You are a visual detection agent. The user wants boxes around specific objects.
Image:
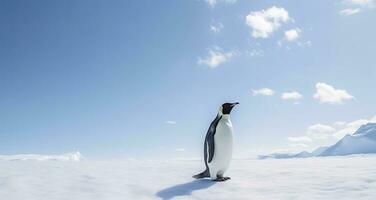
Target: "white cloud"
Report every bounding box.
[281,91,303,101]
[245,6,291,38]
[279,28,311,48]
[307,124,336,139]
[197,47,235,68]
[289,143,309,148]
[205,0,237,7]
[312,116,375,139]
[210,22,224,33]
[252,88,275,96]
[284,28,301,41]
[334,121,347,126]
[313,82,354,104]
[165,121,176,125]
[340,0,374,15]
[285,115,376,152]
[287,136,312,143]
[345,0,375,7]
[340,8,361,15]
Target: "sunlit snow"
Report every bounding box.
[1,154,376,200]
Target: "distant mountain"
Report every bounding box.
[259,123,376,159]
[311,146,328,156]
[258,146,327,159]
[294,151,312,158]
[320,123,376,156]
[258,153,297,159]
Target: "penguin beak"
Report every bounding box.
[231,102,239,107]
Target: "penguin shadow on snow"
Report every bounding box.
[156,179,216,200]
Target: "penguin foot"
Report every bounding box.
[213,177,231,182]
[193,170,210,179]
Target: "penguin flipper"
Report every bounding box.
[206,115,222,163]
[207,136,215,163]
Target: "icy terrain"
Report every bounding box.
[1,155,376,200]
[260,123,376,159]
[321,123,376,156]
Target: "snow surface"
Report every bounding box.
[1,155,376,200]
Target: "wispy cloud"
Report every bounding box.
[197,47,235,68]
[205,0,237,7]
[313,82,354,104]
[340,8,361,15]
[245,6,291,38]
[285,116,376,152]
[334,121,347,126]
[252,88,275,96]
[245,49,264,57]
[284,28,301,42]
[287,136,312,143]
[281,91,303,101]
[278,28,312,48]
[333,116,376,138]
[340,0,375,15]
[297,40,312,47]
[165,120,176,125]
[345,0,375,7]
[289,143,309,148]
[312,117,374,139]
[245,43,264,57]
[210,22,224,34]
[307,124,337,139]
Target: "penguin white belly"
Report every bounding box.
[209,117,233,179]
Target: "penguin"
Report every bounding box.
[193,102,239,181]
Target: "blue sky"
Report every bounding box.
[1,0,375,158]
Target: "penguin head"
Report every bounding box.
[220,102,239,115]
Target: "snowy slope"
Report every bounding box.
[1,156,376,200]
[310,146,328,156]
[320,123,376,156]
[260,123,376,159]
